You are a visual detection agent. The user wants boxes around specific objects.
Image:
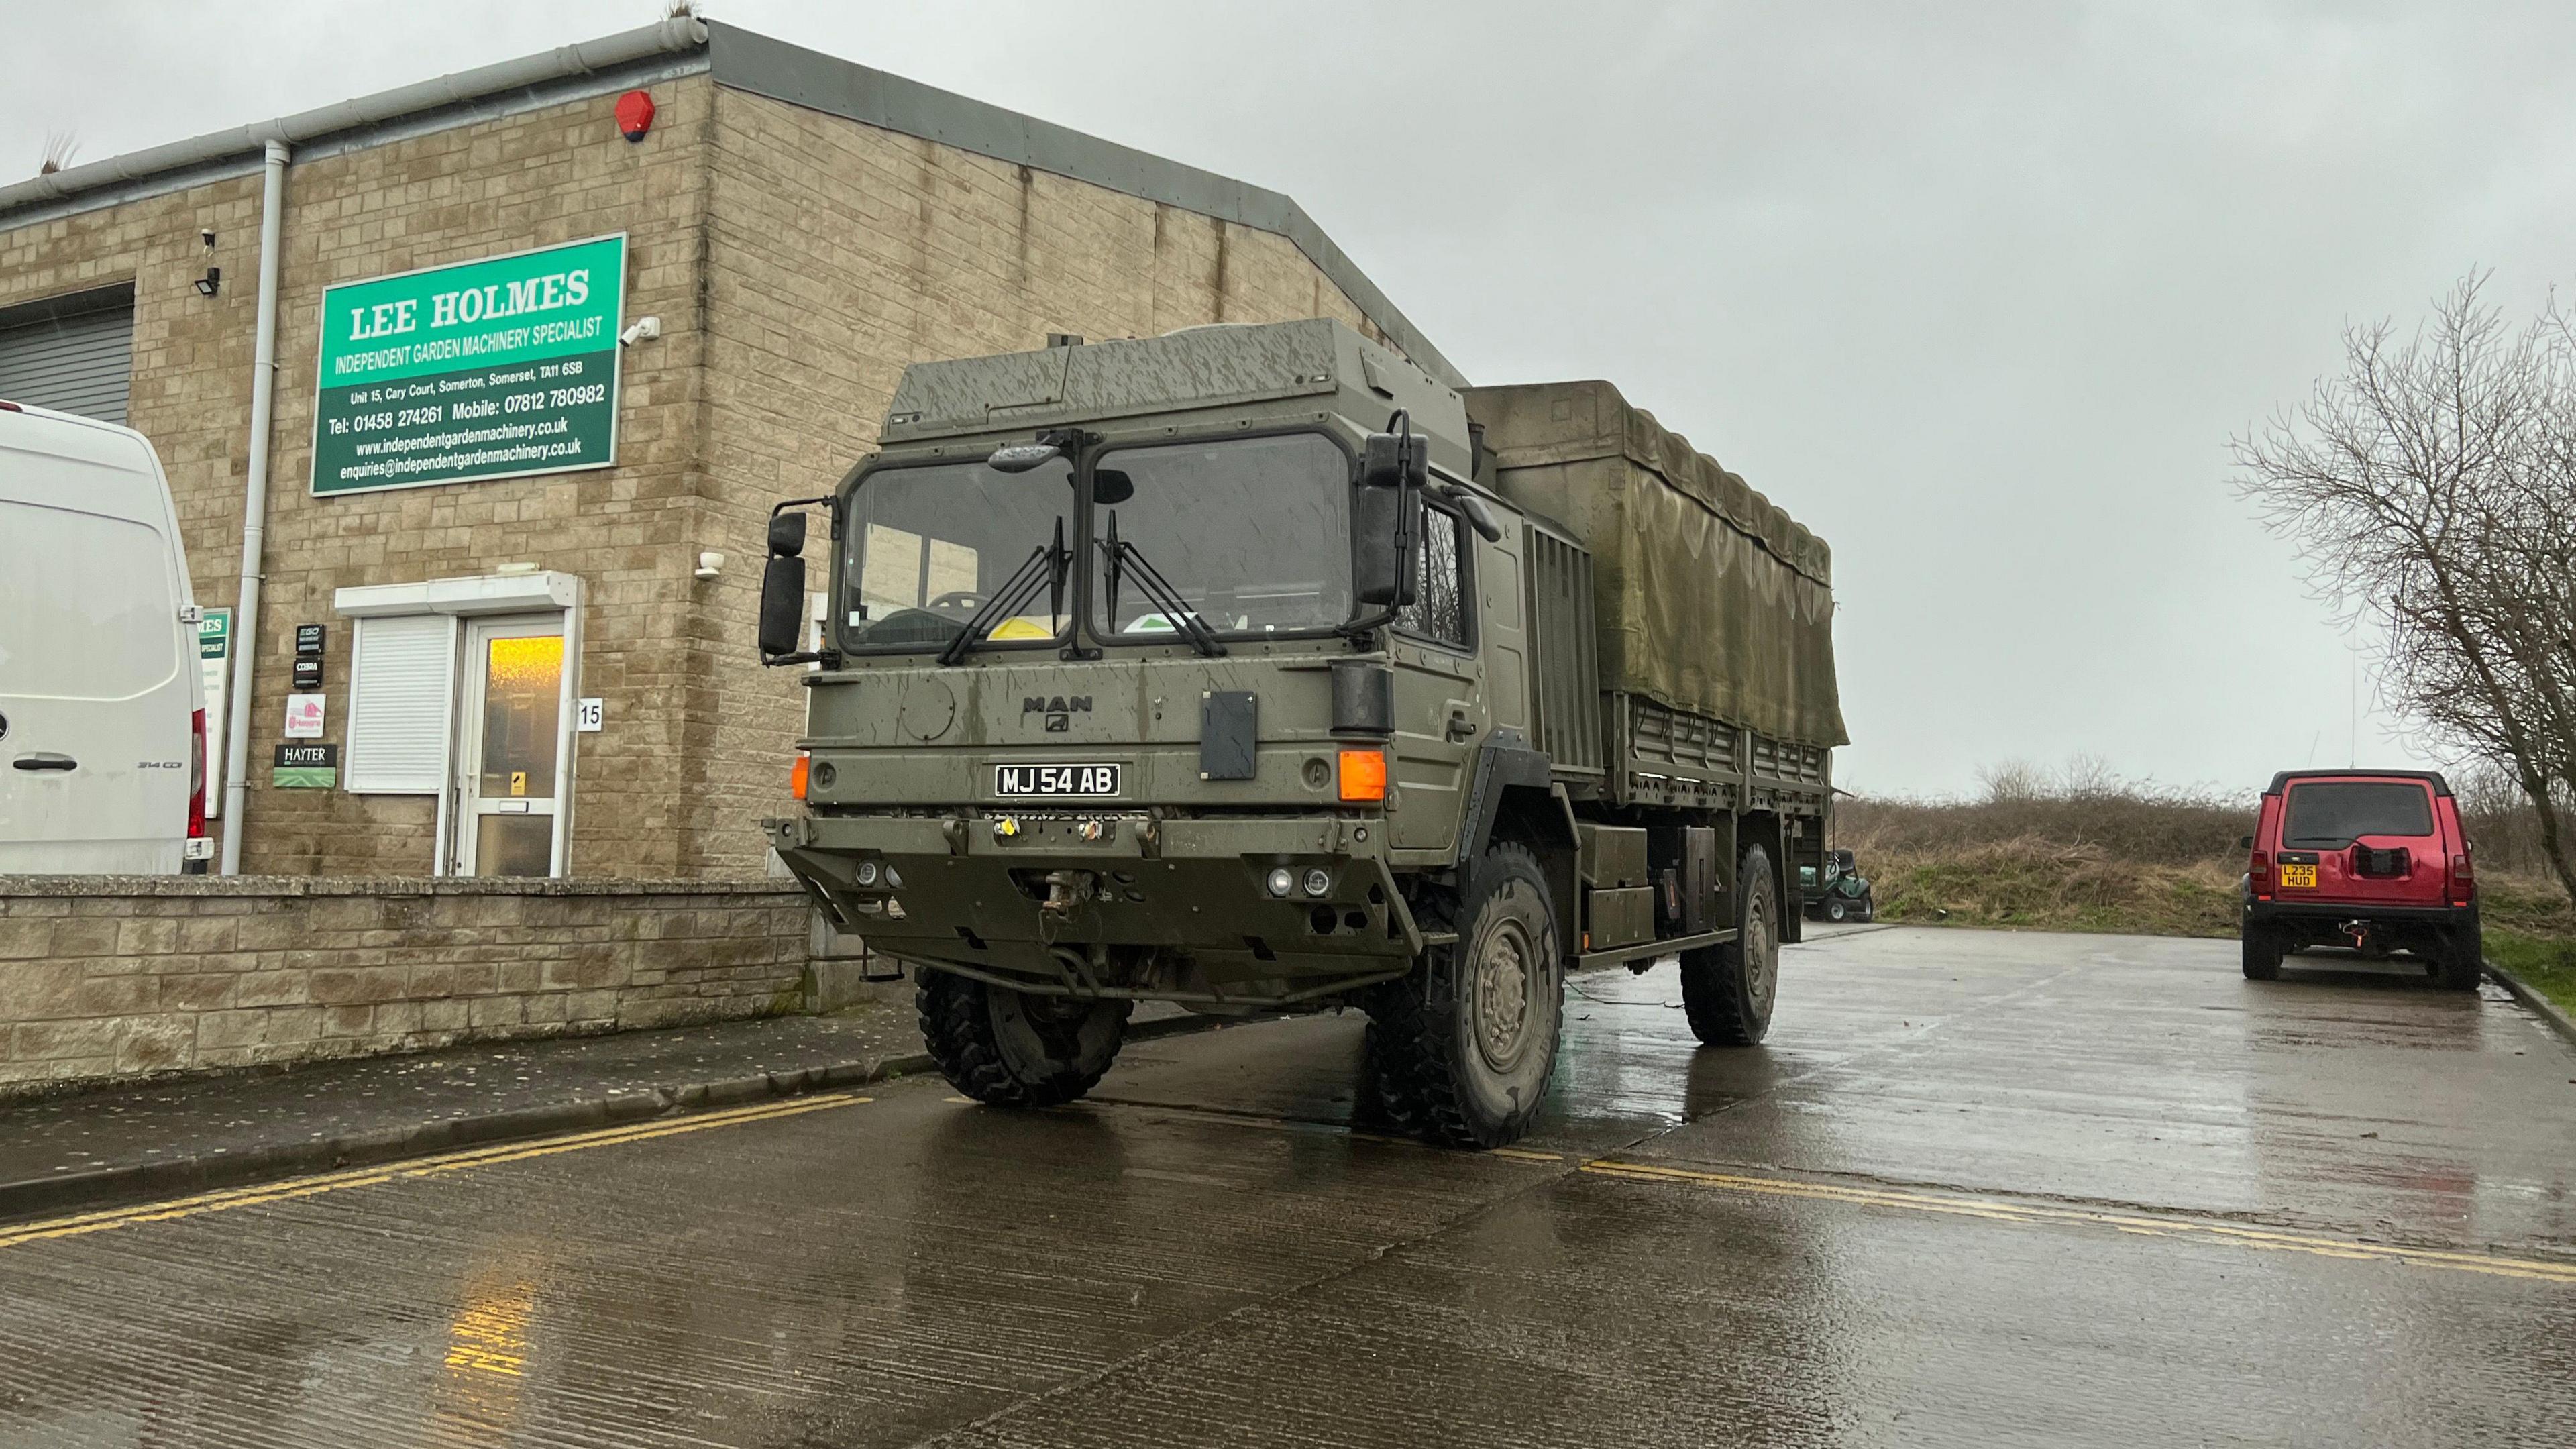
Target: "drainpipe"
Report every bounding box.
[218,138,289,875]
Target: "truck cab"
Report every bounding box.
[761,320,1840,1148]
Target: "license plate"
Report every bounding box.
[994,763,1122,798]
[2279,863,2316,888]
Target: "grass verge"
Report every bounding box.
[2486,928,2576,1018]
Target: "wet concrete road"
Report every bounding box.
[1,926,2571,1447]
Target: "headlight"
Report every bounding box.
[1302,868,1332,898]
[854,861,880,888]
[1265,867,1295,898]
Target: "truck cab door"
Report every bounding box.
[1388,503,1485,853]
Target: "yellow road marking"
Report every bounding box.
[0,1093,869,1251]
[1579,1159,2576,1285]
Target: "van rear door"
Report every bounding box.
[0,408,196,873]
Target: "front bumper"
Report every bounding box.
[766,809,1419,999]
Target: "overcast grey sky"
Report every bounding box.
[11,2,2564,798]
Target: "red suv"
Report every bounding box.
[2240,770,2480,989]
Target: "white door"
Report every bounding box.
[1,413,195,874]
[453,616,565,877]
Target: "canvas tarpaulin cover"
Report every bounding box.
[1463,381,1847,749]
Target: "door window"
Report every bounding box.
[1395,504,1470,649]
[458,621,565,877]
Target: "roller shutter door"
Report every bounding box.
[0,286,135,425]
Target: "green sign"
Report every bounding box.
[272,743,338,790]
[198,608,229,659]
[309,234,625,495]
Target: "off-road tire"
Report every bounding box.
[1362,843,1564,1149]
[1682,845,1781,1046]
[2241,925,2282,981]
[916,969,1131,1108]
[2436,911,2485,992]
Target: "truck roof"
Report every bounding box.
[881,319,1475,478]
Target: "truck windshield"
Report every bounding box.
[841,458,1074,651]
[1092,434,1351,640]
[2282,781,2435,846]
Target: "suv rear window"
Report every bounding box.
[2282,782,2434,847]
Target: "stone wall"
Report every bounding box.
[0,876,821,1097]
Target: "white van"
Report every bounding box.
[0,399,209,874]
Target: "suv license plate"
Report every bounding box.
[2279,863,2316,888]
[995,763,1122,798]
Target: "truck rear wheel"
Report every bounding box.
[916,969,1131,1108]
[1364,843,1564,1149]
[1682,845,1780,1046]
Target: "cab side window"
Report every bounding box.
[1395,504,1470,649]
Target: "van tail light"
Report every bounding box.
[187,708,208,839]
[2249,849,2272,902]
[790,751,811,802]
[2449,851,2474,907]
[1337,748,1387,803]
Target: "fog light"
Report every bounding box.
[884,867,902,890]
[1265,867,1295,898]
[854,861,880,888]
[1302,868,1332,898]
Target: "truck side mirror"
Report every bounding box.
[2238,834,2255,851]
[1352,481,1417,607]
[1361,431,1430,490]
[769,511,806,558]
[759,555,806,659]
[759,496,837,666]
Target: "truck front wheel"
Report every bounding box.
[916,969,1131,1108]
[1681,845,1780,1046]
[1364,843,1564,1149]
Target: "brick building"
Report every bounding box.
[0,17,1458,881]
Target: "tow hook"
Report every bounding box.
[1041,869,1100,918]
[2340,920,2385,958]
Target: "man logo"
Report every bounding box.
[1022,695,1092,733]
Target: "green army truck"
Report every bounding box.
[757,319,1845,1148]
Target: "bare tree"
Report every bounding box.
[2235,273,2576,905]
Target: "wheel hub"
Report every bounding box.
[1472,919,1537,1072]
[1744,895,1776,1010]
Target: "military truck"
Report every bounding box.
[758,319,1844,1148]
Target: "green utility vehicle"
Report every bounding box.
[758,320,1845,1148]
[1800,848,1875,923]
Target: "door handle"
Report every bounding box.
[11,754,77,772]
[1444,706,1477,741]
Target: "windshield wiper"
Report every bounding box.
[936,518,1068,666]
[1099,511,1224,657]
